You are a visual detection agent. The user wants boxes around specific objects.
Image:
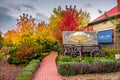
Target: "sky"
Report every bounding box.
[0,0,117,34]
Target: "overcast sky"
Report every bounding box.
[0,0,117,34]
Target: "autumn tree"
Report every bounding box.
[3,29,20,46]
[0,31,2,48]
[3,13,58,65]
[16,13,35,44]
[49,5,90,43]
[35,22,57,52]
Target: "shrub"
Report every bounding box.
[57,44,63,55]
[102,48,120,58]
[42,40,57,53]
[8,42,42,65]
[16,43,35,61]
[116,60,120,70]
[57,62,75,76]
[16,59,40,80]
[57,56,118,76]
[91,60,116,73]
[7,47,21,65]
[56,56,81,63]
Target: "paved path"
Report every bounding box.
[33,52,62,80]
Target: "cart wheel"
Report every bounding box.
[90,49,105,57]
[63,45,73,56]
[72,47,81,57]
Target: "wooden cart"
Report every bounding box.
[63,44,105,57]
[62,31,105,57]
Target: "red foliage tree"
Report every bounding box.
[54,5,89,43]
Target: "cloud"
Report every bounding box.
[30,0,38,2]
[85,3,93,8]
[7,3,22,12]
[35,12,49,23]
[0,6,11,15]
[22,4,35,10]
[0,13,16,34]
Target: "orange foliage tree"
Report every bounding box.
[3,14,57,64]
[3,29,20,46]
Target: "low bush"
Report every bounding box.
[102,48,120,58]
[57,60,117,76]
[56,56,81,63]
[57,62,75,76]
[117,60,120,70]
[8,43,42,65]
[57,56,118,76]
[16,59,40,80]
[42,40,58,53]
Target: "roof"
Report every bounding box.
[94,6,120,22]
[89,5,120,25]
[89,14,120,25]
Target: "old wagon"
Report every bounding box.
[62,31,105,57]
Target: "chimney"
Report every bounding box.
[117,0,120,11]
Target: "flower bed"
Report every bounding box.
[56,56,120,76]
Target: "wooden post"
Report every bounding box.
[117,0,120,11]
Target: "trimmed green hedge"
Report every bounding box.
[57,61,118,76]
[16,59,40,80]
[56,56,120,76]
[57,62,75,76]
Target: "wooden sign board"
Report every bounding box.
[62,31,98,45]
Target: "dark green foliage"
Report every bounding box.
[7,47,21,65]
[57,44,63,55]
[42,41,58,53]
[16,59,40,80]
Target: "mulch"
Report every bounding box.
[0,56,23,80]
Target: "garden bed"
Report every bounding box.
[56,56,120,76]
[61,72,120,80]
[0,56,23,80]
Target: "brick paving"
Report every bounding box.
[33,52,62,80]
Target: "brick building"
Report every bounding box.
[81,0,120,45]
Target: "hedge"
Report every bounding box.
[57,60,119,76]
[16,59,40,80]
[56,56,120,76]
